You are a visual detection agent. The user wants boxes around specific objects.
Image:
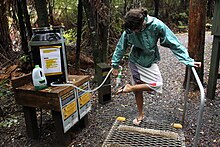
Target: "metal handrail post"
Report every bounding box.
[181,66,205,146]
[191,67,205,147]
[182,67,191,125]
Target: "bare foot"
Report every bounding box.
[133,113,144,125]
[116,84,132,94]
[122,84,132,93]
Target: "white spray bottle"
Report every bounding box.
[116,66,122,87]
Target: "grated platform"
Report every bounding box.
[102,118,185,147]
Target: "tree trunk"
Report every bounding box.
[124,0,127,15]
[180,0,189,10]
[83,0,99,64]
[186,0,207,88]
[17,0,29,54]
[100,0,110,63]
[83,0,110,81]
[75,0,83,74]
[48,0,54,26]
[0,0,11,54]
[154,0,159,18]
[83,0,100,82]
[207,0,214,19]
[83,0,111,64]
[35,0,49,27]
[21,0,32,40]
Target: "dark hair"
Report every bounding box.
[124,8,148,31]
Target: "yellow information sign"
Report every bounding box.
[79,93,91,108]
[62,100,77,120]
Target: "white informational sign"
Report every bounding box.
[59,89,79,133]
[40,46,62,76]
[77,82,92,119]
[59,80,91,133]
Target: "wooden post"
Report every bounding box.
[52,111,71,145]
[207,0,220,99]
[78,114,89,128]
[23,106,39,139]
[207,38,220,99]
[97,63,112,104]
[188,0,207,84]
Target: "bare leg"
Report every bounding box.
[123,83,152,93]
[134,91,144,120]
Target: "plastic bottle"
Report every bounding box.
[32,65,47,90]
[116,66,122,87]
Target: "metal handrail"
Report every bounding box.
[182,66,205,147]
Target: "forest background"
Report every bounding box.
[0,0,214,74]
[0,0,218,146]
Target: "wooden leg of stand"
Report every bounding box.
[52,110,71,145]
[23,106,39,139]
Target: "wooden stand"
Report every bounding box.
[12,74,90,145]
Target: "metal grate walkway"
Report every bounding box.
[102,118,185,147]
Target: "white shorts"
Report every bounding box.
[128,62,163,94]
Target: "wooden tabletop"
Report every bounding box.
[12,74,90,111]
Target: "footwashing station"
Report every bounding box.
[102,67,205,147]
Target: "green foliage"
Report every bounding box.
[27,0,79,28]
[178,20,187,28]
[111,6,124,34]
[52,0,78,27]
[0,115,18,128]
[19,55,31,63]
[168,12,188,32]
[63,29,77,45]
[169,12,188,25]
[179,12,188,19]
[53,0,78,11]
[0,80,13,98]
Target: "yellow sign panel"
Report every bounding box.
[43,49,57,53]
[79,93,90,108]
[62,101,77,120]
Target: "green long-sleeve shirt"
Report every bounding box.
[111,16,194,69]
